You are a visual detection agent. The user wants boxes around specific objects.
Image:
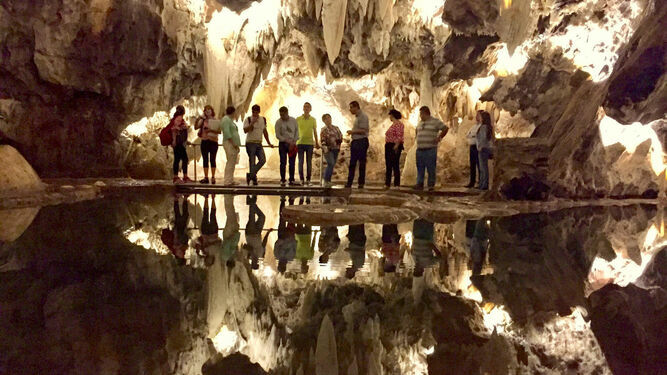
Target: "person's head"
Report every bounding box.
[251,104,261,117]
[419,106,431,121]
[303,102,311,116]
[475,110,484,124]
[226,259,236,269]
[349,101,360,115]
[279,106,289,120]
[204,105,215,118]
[322,113,332,126]
[480,110,493,138]
[173,105,186,119]
[480,111,492,126]
[226,106,236,116]
[388,109,402,122]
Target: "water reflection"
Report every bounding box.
[1,195,664,374]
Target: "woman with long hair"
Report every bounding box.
[384,109,405,188]
[476,111,494,190]
[170,105,191,183]
[195,105,219,184]
[465,111,484,188]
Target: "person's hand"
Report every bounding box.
[393,144,399,152]
[315,143,320,149]
[346,130,353,135]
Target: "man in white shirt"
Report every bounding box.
[274,106,299,185]
[243,104,273,185]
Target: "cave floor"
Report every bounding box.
[0,190,664,374]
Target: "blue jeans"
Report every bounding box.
[323,149,339,182]
[245,142,265,178]
[298,144,314,182]
[416,147,437,187]
[478,147,490,190]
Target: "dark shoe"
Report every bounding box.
[246,173,251,185]
[280,180,286,186]
[289,181,300,186]
[412,184,424,191]
[252,175,258,186]
[344,184,352,188]
[210,178,216,185]
[182,176,193,183]
[358,185,364,189]
[200,178,209,184]
[427,186,435,191]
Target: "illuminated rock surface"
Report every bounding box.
[0,0,663,196]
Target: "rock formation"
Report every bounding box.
[0,0,665,197]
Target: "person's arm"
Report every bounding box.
[313,125,320,148]
[275,121,284,143]
[243,118,253,133]
[263,128,273,147]
[438,122,449,141]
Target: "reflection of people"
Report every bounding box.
[221,195,240,268]
[318,226,341,263]
[412,218,440,277]
[243,196,271,270]
[196,195,222,267]
[470,219,490,275]
[296,223,315,274]
[275,197,296,273]
[381,224,401,273]
[162,195,190,265]
[345,224,366,278]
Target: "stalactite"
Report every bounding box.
[322,0,348,64]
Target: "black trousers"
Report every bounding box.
[278,142,296,182]
[173,144,188,175]
[201,140,218,168]
[201,205,218,235]
[347,138,369,186]
[384,142,403,187]
[468,145,478,185]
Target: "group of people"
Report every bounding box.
[167,100,494,190]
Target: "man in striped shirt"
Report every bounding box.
[414,106,448,191]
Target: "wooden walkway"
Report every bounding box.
[175,182,479,198]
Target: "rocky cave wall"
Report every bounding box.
[1,0,665,197]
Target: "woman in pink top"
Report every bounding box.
[385,109,405,188]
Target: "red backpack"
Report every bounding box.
[159,119,175,146]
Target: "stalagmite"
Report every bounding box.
[316,314,339,375]
[322,0,348,64]
[315,0,323,20]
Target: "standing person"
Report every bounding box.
[319,113,343,188]
[476,111,494,191]
[384,109,405,189]
[243,104,273,185]
[414,106,448,191]
[345,101,370,189]
[275,106,299,186]
[221,106,240,186]
[465,111,483,188]
[296,102,320,185]
[195,105,220,184]
[171,105,192,183]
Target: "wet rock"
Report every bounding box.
[492,139,550,200]
[202,353,267,375]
